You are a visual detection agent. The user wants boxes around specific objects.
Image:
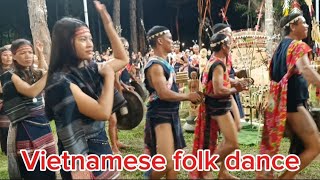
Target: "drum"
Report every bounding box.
[130,81,148,102]
[116,90,145,130]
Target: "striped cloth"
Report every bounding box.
[45,62,119,179]
[1,71,56,179]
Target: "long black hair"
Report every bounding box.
[11,39,42,84]
[48,17,88,78]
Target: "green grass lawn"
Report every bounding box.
[0,108,320,179]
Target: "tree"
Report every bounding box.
[27,0,51,63]
[113,0,121,35]
[130,0,138,52]
[137,0,146,54]
[265,0,274,55]
[64,0,70,16]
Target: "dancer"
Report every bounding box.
[45,0,128,179]
[0,46,13,155]
[259,13,320,179]
[1,39,55,179]
[190,33,245,179]
[144,25,202,179]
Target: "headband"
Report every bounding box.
[147,30,170,41]
[1,49,11,55]
[210,36,229,48]
[283,16,303,28]
[14,45,33,55]
[215,27,232,35]
[74,26,90,36]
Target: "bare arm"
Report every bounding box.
[296,54,320,88]
[114,72,123,92]
[11,73,47,98]
[147,64,191,102]
[35,40,48,71]
[94,1,129,72]
[70,74,115,121]
[212,65,237,96]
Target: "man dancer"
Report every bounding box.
[144,25,202,179]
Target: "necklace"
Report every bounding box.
[28,69,38,103]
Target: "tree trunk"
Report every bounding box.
[198,17,203,48]
[89,1,97,50]
[265,0,274,55]
[137,0,146,54]
[247,0,251,28]
[55,0,59,21]
[113,0,121,35]
[64,0,70,16]
[27,0,51,64]
[176,7,180,41]
[130,0,138,53]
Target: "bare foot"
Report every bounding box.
[117,141,129,149]
[218,171,239,179]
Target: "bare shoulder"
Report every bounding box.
[147,63,164,77]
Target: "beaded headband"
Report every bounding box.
[283,16,303,28]
[215,27,232,35]
[210,36,229,48]
[147,30,170,41]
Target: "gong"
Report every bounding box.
[116,90,145,130]
[130,81,148,102]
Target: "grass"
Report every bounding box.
[0,108,320,179]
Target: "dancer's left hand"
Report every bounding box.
[93,0,112,23]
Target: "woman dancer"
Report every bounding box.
[0,46,13,155]
[1,38,55,179]
[45,0,128,179]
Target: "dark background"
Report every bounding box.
[0,0,315,52]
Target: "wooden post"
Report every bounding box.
[265,0,274,56]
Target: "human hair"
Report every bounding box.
[212,23,231,34]
[120,37,128,45]
[210,33,229,52]
[147,26,169,48]
[280,13,303,36]
[48,17,88,78]
[11,39,42,84]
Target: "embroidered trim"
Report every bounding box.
[283,16,303,28]
[210,37,229,48]
[147,30,170,41]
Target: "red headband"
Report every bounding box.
[1,50,11,56]
[74,27,90,37]
[15,45,33,55]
